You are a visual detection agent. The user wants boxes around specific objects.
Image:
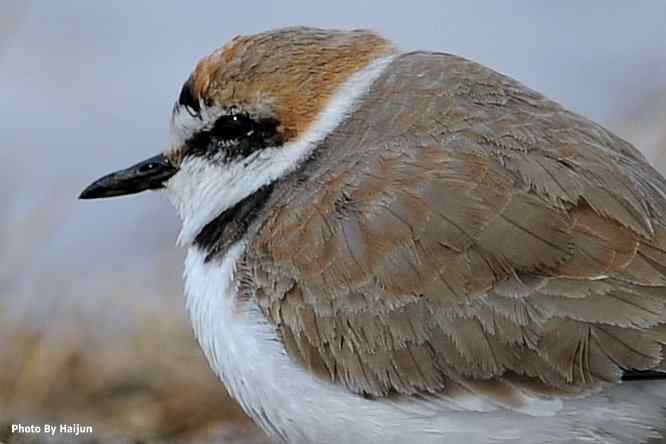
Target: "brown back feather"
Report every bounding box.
[243,52,666,405]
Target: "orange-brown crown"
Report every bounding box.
[188,27,396,142]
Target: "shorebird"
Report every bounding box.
[80,27,666,444]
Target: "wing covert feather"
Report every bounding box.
[246,52,666,406]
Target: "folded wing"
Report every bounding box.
[247,52,666,411]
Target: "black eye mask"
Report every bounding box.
[185,113,283,162]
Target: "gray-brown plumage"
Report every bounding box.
[236,51,666,407]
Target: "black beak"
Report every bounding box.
[79,154,178,199]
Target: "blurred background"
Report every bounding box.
[1,1,665,443]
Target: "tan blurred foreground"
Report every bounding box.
[0,310,269,443]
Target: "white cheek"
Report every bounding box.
[164,156,237,246]
[164,151,285,246]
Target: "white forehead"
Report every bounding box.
[168,100,224,154]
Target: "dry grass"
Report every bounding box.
[0,311,268,443]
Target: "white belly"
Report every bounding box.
[184,242,666,444]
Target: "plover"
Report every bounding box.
[81,27,666,444]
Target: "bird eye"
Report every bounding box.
[183,112,282,161]
[210,113,254,140]
[138,162,158,173]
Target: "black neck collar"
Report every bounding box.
[193,184,274,262]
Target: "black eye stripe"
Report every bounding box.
[185,113,283,161]
[187,114,256,147]
[210,114,254,140]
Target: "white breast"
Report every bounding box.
[183,242,666,444]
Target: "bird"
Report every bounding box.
[80,27,666,444]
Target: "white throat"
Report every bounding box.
[164,55,396,246]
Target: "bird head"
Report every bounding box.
[79,27,396,244]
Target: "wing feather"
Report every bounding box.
[246,52,666,408]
